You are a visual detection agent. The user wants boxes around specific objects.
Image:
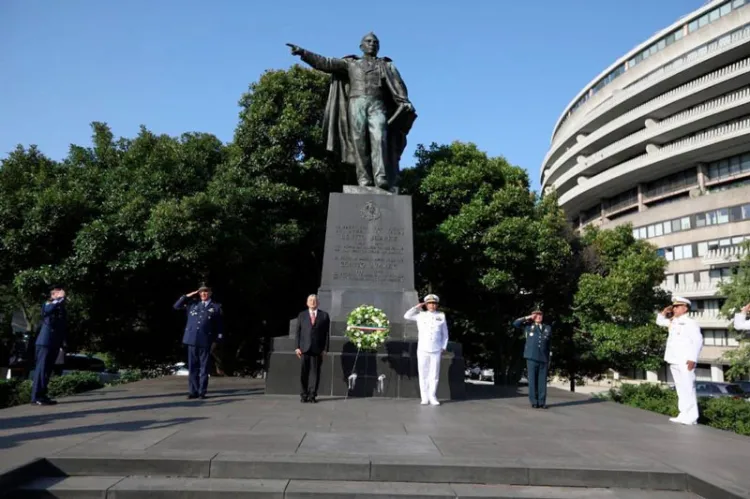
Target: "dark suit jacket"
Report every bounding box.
[296,309,330,355]
[36,299,67,348]
[173,296,224,348]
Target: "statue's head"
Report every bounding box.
[360,32,380,57]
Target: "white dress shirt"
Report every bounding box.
[404,307,449,353]
[656,313,703,365]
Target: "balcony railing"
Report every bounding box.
[660,281,720,297]
[688,311,730,327]
[559,115,750,207]
[544,52,750,184]
[552,22,750,150]
[701,245,749,265]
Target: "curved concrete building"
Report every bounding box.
[542,0,750,383]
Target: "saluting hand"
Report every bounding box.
[186,290,200,298]
[742,303,750,314]
[661,306,673,316]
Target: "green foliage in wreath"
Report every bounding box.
[345,305,390,351]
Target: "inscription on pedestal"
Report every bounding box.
[332,225,406,286]
[321,195,414,292]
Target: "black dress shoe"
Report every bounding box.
[300,395,308,403]
[540,404,548,409]
[187,394,198,399]
[199,394,207,400]
[309,396,318,404]
[532,404,539,408]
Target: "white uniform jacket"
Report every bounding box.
[656,313,703,365]
[733,313,750,331]
[404,307,449,353]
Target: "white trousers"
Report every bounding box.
[670,363,698,423]
[417,350,441,402]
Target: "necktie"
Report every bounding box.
[310,312,316,325]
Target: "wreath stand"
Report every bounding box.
[345,325,389,400]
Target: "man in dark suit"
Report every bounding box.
[173,284,224,399]
[32,284,67,406]
[295,294,330,403]
[512,309,552,409]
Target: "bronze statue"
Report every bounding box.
[287,33,417,191]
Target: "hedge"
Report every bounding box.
[0,369,150,409]
[606,383,750,436]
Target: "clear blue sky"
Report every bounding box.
[1,0,703,190]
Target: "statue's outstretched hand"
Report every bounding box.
[286,43,303,56]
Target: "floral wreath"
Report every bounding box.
[345,305,390,351]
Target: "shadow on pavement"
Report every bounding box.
[60,387,263,405]
[0,398,242,433]
[0,417,204,450]
[547,398,606,408]
[463,382,527,400]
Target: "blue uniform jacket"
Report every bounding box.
[512,318,552,363]
[36,298,67,348]
[173,296,224,348]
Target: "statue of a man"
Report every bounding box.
[287,33,417,191]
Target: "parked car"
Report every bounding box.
[479,368,494,382]
[695,381,749,400]
[735,380,750,393]
[465,366,481,380]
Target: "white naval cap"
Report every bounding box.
[672,296,691,308]
[424,294,440,304]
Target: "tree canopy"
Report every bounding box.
[718,241,750,381]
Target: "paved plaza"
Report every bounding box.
[0,377,748,498]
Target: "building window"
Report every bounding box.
[664,244,694,261]
[707,152,750,182]
[644,168,697,199]
[704,329,729,346]
[604,188,638,215]
[709,268,733,283]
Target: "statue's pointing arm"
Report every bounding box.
[286,43,348,74]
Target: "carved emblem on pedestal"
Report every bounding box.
[360,201,381,221]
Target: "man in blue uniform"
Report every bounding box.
[173,284,224,399]
[32,284,67,406]
[513,309,552,409]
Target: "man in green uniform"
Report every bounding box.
[513,309,552,409]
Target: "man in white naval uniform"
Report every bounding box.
[733,302,750,331]
[404,294,449,406]
[656,296,703,425]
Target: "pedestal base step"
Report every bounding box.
[4,454,727,498]
[12,476,703,499]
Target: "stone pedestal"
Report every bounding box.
[266,337,466,399]
[265,188,465,399]
[317,190,419,339]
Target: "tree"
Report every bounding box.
[569,224,670,378]
[0,65,354,371]
[718,240,750,381]
[401,142,576,385]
